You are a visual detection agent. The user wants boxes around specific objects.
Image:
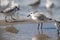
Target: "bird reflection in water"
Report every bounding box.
[32,29,50,40]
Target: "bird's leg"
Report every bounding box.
[5,16,7,22]
[40,23,43,34]
[38,23,40,30]
[40,23,43,29]
[37,23,43,34]
[38,23,40,34]
[57,29,59,35]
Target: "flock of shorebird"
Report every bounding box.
[0,0,60,34]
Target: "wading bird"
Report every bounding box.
[27,11,52,31]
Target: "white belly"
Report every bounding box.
[31,16,38,20]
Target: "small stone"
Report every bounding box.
[5,27,19,34]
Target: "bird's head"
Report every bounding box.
[13,1,20,10]
[27,11,37,17]
[15,6,20,10]
[27,12,35,17]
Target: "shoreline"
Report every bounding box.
[0,19,55,26]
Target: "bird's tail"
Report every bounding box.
[47,18,57,22]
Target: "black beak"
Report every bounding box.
[15,6,20,10]
[27,15,30,17]
[17,8,20,10]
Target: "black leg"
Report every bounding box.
[57,29,59,35]
[5,16,7,22]
[37,23,43,34]
[38,23,40,34]
[38,23,40,30]
[40,23,43,29]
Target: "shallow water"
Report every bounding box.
[0,22,60,40]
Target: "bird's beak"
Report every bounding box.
[17,8,20,10]
[0,11,3,13]
[27,14,30,17]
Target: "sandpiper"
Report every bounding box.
[0,0,20,22]
[27,11,52,31]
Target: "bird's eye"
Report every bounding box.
[31,13,32,14]
[15,6,17,8]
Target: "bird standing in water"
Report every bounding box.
[27,11,52,32]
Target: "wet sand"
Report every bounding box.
[0,19,54,26]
